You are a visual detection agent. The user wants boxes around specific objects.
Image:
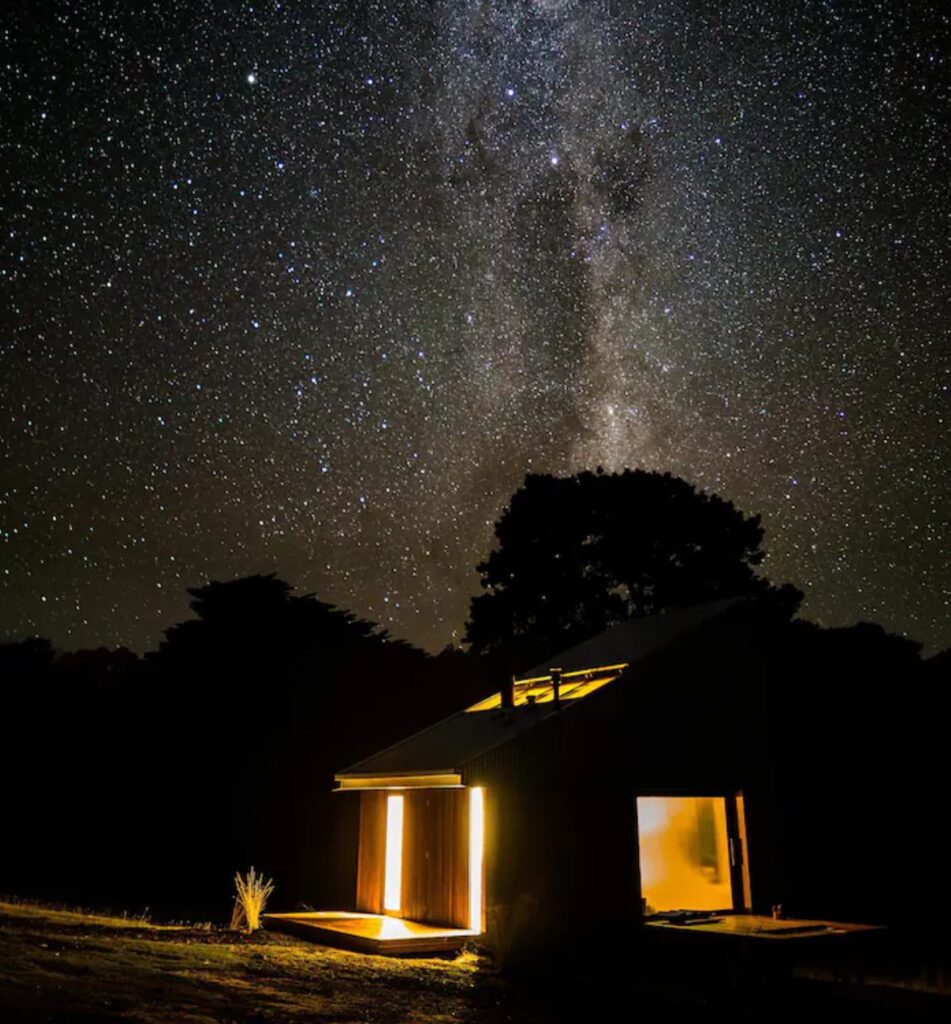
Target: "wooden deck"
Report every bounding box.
[262,911,479,955]
[645,913,883,941]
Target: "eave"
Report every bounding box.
[334,771,463,791]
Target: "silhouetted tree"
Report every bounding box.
[466,469,801,666]
[924,646,951,684]
[131,573,488,917]
[0,636,55,680]
[153,573,385,674]
[55,646,140,686]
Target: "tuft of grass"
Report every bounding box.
[230,867,275,933]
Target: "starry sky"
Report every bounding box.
[2,1,949,654]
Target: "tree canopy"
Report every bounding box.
[465,468,801,665]
[153,573,390,673]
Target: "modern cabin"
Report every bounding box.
[265,598,824,955]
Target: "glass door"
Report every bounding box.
[636,794,749,914]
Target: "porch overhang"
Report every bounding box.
[334,770,462,791]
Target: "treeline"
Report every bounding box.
[1,469,948,931]
[2,576,947,929]
[0,575,501,921]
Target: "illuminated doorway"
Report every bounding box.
[369,788,484,931]
[636,795,749,914]
[383,794,404,913]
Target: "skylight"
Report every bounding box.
[466,664,628,712]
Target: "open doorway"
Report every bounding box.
[636,794,750,914]
[356,787,484,932]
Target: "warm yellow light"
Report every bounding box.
[469,787,484,932]
[383,793,404,913]
[465,664,628,711]
[637,796,733,913]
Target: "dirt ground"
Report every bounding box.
[0,900,507,1024]
[2,900,949,1023]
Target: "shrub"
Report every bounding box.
[231,867,275,933]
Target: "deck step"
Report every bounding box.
[263,911,478,955]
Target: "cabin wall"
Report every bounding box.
[355,791,386,913]
[401,788,470,928]
[469,607,786,952]
[481,783,640,958]
[353,788,471,928]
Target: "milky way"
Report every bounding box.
[2,1,948,653]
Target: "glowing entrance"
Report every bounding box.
[373,787,483,929]
[637,795,745,913]
[469,787,484,931]
[383,793,404,912]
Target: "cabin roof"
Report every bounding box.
[335,704,556,786]
[335,598,743,789]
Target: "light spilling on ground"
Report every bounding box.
[0,900,487,1024]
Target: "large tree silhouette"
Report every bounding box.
[156,573,385,659]
[465,469,801,664]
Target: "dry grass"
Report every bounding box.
[230,867,275,933]
[2,899,948,1022]
[0,899,503,1024]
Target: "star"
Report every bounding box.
[0,0,946,655]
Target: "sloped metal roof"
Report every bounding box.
[336,704,555,780]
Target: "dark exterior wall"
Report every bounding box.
[616,608,786,915]
[467,605,786,953]
[482,783,640,957]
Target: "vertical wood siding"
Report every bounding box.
[355,791,386,913]
[401,789,470,927]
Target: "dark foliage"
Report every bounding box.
[466,469,801,668]
[0,635,55,678]
[766,620,942,926]
[0,559,945,939]
[0,576,497,921]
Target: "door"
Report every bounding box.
[402,788,470,927]
[636,794,750,914]
[354,787,484,930]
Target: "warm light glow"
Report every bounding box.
[637,796,733,913]
[335,772,462,791]
[469,787,484,932]
[466,663,628,711]
[384,793,404,912]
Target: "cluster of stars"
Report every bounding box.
[1,1,948,653]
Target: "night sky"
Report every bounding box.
[2,2,948,654]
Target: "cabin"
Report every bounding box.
[265,599,876,956]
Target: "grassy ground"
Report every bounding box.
[3,899,949,1023]
[0,900,504,1024]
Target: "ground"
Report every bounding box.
[2,900,949,1023]
[0,901,502,1024]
